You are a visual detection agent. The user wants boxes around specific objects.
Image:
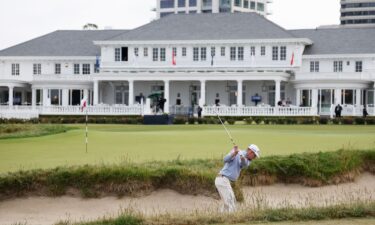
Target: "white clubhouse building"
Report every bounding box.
[0,13,374,119]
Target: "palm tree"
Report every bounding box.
[83,23,98,30]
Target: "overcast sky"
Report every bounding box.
[0,0,340,50]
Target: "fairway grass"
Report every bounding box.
[0,124,374,173]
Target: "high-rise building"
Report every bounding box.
[156,0,271,19]
[341,0,375,25]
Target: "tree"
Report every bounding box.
[83,23,98,30]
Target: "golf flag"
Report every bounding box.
[290,52,295,66]
[80,98,87,112]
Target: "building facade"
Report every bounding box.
[341,0,375,25]
[156,0,270,18]
[0,13,374,119]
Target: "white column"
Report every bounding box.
[128,80,134,106]
[62,89,69,106]
[83,89,89,100]
[200,80,206,107]
[312,89,318,108]
[93,80,99,105]
[237,80,243,106]
[21,90,25,105]
[8,86,13,106]
[334,89,342,105]
[32,88,37,107]
[164,80,170,114]
[296,89,301,106]
[197,0,202,13]
[212,0,220,13]
[275,80,281,107]
[43,88,49,106]
[356,89,361,106]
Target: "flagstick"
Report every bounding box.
[85,107,88,153]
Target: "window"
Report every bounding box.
[238,47,244,61]
[182,47,187,57]
[257,2,264,11]
[144,48,148,57]
[250,1,256,9]
[33,64,41,75]
[121,47,128,61]
[333,61,343,72]
[355,61,362,72]
[82,64,90,75]
[153,48,159,61]
[261,46,266,56]
[310,61,319,72]
[272,46,278,61]
[230,47,236,61]
[189,0,197,7]
[134,47,139,57]
[234,0,241,7]
[244,0,249,8]
[250,46,255,56]
[172,47,177,57]
[11,64,19,76]
[201,47,207,61]
[280,46,286,61]
[160,0,174,8]
[115,48,121,61]
[74,64,80,74]
[211,47,215,57]
[178,0,185,7]
[160,48,166,61]
[193,47,199,61]
[55,64,61,75]
[221,47,226,56]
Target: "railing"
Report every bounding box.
[169,106,198,116]
[203,106,318,117]
[0,106,39,119]
[39,105,143,116]
[329,104,375,117]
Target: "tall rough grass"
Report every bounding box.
[0,124,73,139]
[0,150,373,201]
[55,202,375,225]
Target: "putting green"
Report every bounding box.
[0,124,374,173]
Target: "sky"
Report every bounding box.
[0,0,341,50]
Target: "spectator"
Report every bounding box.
[335,104,343,118]
[363,107,369,118]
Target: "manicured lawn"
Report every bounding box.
[0,124,374,173]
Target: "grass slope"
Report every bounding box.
[0,124,374,173]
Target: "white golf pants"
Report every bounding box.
[215,176,237,212]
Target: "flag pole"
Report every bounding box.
[85,106,88,153]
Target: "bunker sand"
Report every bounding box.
[0,173,374,225]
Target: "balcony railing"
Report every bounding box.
[203,106,318,116]
[0,105,373,120]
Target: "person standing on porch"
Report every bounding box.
[215,144,260,212]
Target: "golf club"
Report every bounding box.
[215,107,236,146]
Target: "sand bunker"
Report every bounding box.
[0,173,374,225]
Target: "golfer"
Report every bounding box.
[215,144,260,212]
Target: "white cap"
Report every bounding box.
[248,144,260,158]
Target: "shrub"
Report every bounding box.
[319,117,329,125]
[354,117,365,125]
[244,117,253,125]
[187,117,195,124]
[342,117,354,125]
[173,117,187,124]
[227,118,236,125]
